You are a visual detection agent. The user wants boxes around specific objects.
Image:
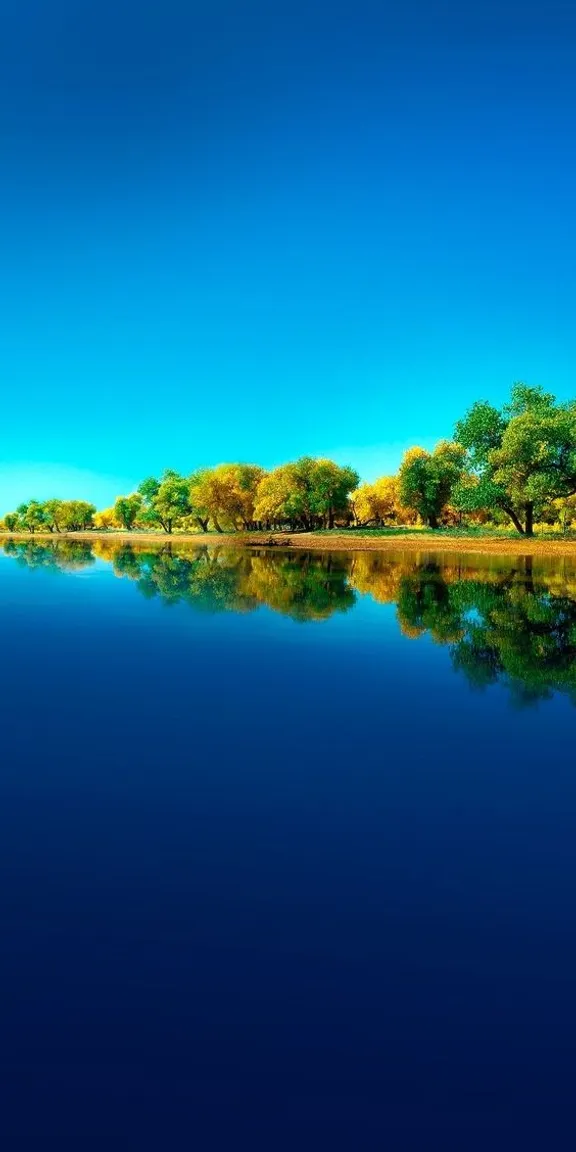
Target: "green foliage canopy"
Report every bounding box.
[455,383,576,535]
[398,441,466,528]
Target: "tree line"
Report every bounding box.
[3,383,576,538]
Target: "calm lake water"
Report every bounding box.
[2,539,576,1148]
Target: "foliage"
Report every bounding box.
[137,470,190,533]
[94,507,118,530]
[254,457,358,530]
[114,494,143,530]
[455,382,576,535]
[398,441,466,528]
[58,501,96,531]
[3,383,576,539]
[189,464,265,532]
[4,499,92,534]
[351,475,416,526]
[16,501,47,533]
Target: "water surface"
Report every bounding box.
[2,540,576,1147]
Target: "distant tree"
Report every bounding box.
[114,494,143,530]
[308,460,359,529]
[42,499,65,533]
[16,501,47,534]
[253,466,299,529]
[189,464,265,532]
[351,476,415,527]
[138,470,190,533]
[94,507,118,530]
[4,512,20,532]
[59,501,96,531]
[254,458,358,530]
[454,382,576,536]
[399,441,466,528]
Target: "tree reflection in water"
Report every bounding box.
[4,539,576,704]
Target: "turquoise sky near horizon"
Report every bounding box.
[1,1,575,510]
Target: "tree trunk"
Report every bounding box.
[213,518,223,533]
[428,512,439,529]
[503,506,525,535]
[525,502,534,537]
[328,507,334,530]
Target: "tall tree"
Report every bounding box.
[351,476,414,527]
[16,501,47,533]
[189,464,265,532]
[42,499,65,533]
[399,441,465,528]
[59,501,96,531]
[114,494,143,530]
[454,383,576,535]
[138,470,190,533]
[254,457,358,530]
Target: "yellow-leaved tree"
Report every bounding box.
[190,465,265,532]
[351,476,416,527]
[94,507,119,530]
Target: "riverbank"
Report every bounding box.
[4,528,576,556]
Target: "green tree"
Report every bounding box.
[114,494,143,530]
[398,441,466,528]
[42,499,65,533]
[59,501,96,531]
[4,512,20,532]
[16,501,47,534]
[308,460,359,529]
[254,457,358,530]
[137,470,190,533]
[454,382,576,536]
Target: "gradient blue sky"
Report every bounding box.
[2,1,575,508]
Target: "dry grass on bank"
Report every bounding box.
[4,528,576,557]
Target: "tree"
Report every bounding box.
[16,501,47,534]
[351,476,415,527]
[114,494,143,530]
[94,507,118,530]
[399,441,466,528]
[137,470,190,533]
[454,382,576,536]
[4,512,20,532]
[308,460,359,529]
[59,501,96,531]
[253,465,299,529]
[189,465,265,532]
[254,458,358,531]
[42,499,65,533]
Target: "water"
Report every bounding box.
[2,539,576,1148]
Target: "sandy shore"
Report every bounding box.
[4,529,576,556]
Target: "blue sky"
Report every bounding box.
[1,1,575,508]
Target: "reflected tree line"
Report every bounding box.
[4,538,576,706]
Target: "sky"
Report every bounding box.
[1,0,575,508]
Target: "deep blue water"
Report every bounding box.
[2,541,576,1149]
